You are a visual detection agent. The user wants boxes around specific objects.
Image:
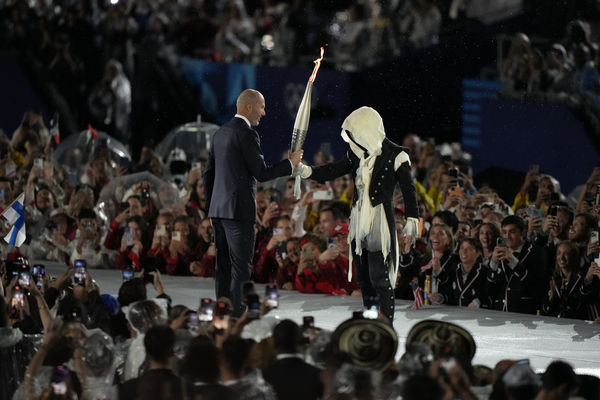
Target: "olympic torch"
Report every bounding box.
[291,47,324,199]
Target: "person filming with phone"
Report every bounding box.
[488,215,548,314]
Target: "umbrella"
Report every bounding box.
[156,117,220,162]
[53,129,131,167]
[96,171,181,223]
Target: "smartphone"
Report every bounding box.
[273,228,283,236]
[51,365,69,395]
[34,158,44,170]
[313,190,333,201]
[124,227,135,246]
[276,241,287,260]
[327,237,338,249]
[591,231,599,245]
[73,262,86,285]
[11,285,24,308]
[7,260,28,278]
[143,258,157,284]
[242,281,255,303]
[192,162,202,171]
[362,305,378,319]
[448,167,459,178]
[595,183,600,206]
[496,237,507,247]
[32,264,45,276]
[172,231,181,242]
[122,267,134,282]
[528,164,540,174]
[187,311,199,330]
[156,224,167,237]
[265,283,279,308]
[199,298,214,322]
[120,202,130,213]
[215,300,230,319]
[18,271,30,287]
[301,247,314,262]
[441,358,457,372]
[303,316,315,329]
[246,293,260,320]
[525,204,542,218]
[548,206,558,217]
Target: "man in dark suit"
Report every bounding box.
[204,89,303,315]
[262,319,323,400]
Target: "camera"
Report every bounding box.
[265,283,279,308]
[199,298,214,322]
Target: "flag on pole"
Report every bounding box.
[86,124,98,156]
[1,193,26,247]
[410,282,425,310]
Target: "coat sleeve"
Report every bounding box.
[395,158,419,219]
[203,138,215,212]
[309,152,355,183]
[240,129,292,182]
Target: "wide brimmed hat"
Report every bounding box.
[405,319,476,362]
[331,316,398,370]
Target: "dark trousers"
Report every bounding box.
[354,248,396,323]
[212,218,255,316]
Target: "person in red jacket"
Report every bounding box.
[275,238,300,290]
[104,195,149,250]
[328,223,361,296]
[253,215,295,283]
[295,233,346,295]
[115,215,149,270]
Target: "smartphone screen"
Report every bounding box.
[242,281,255,303]
[199,298,214,322]
[496,237,507,247]
[187,311,199,330]
[122,267,134,282]
[265,283,278,308]
[172,231,181,242]
[303,316,315,329]
[74,266,86,285]
[156,224,167,236]
[18,271,30,287]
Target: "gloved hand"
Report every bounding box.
[402,217,419,247]
[292,162,312,179]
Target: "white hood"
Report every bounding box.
[341,106,386,158]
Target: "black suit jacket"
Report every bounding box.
[262,357,323,400]
[204,117,292,221]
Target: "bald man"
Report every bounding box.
[204,89,303,315]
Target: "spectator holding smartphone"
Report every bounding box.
[70,208,104,268]
[295,234,346,294]
[104,194,148,250]
[275,238,300,290]
[165,216,202,275]
[254,215,295,283]
[116,215,148,270]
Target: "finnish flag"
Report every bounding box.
[1,192,26,247]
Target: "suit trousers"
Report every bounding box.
[354,249,396,323]
[212,218,255,316]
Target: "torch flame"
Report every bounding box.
[308,47,325,83]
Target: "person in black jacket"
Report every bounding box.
[443,238,489,308]
[541,240,587,319]
[203,89,303,316]
[487,215,549,314]
[295,106,419,322]
[262,319,323,400]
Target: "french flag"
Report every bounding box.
[1,193,26,247]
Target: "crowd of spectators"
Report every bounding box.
[2,104,600,397]
[499,19,600,134]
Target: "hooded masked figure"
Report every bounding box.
[296,107,419,323]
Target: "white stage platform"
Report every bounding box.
[45,264,600,376]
